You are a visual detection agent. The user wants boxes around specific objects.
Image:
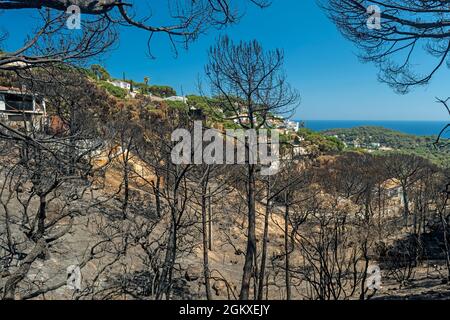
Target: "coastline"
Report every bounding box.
[299,120,449,136]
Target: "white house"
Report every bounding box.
[233,113,257,125]
[110,80,131,91]
[284,120,300,132]
[0,86,46,127]
[164,96,188,103]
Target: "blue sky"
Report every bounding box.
[1,1,449,121]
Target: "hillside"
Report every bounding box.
[1,67,449,302]
[321,126,450,165]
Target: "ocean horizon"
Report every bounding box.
[298,120,449,137]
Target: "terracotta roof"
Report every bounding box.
[0,86,21,92]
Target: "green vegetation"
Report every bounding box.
[98,81,128,99]
[298,128,345,153]
[148,85,176,97]
[133,82,149,95]
[187,95,225,121]
[78,66,447,167]
[322,126,450,166]
[166,100,189,112]
[90,64,111,81]
[82,65,177,99]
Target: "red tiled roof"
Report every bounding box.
[0,86,21,92]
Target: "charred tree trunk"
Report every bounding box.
[153,174,162,218]
[258,183,271,300]
[3,194,48,300]
[401,184,410,227]
[122,162,129,220]
[201,169,212,300]
[208,188,213,251]
[37,194,47,239]
[157,189,178,300]
[157,218,177,300]
[240,163,257,300]
[2,238,47,300]
[284,202,291,300]
[121,141,132,220]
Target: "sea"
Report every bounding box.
[299,120,449,137]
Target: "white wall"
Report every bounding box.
[0,94,5,111]
[164,96,187,103]
[111,81,131,91]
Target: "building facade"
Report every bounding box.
[0,86,46,129]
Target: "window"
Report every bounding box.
[4,93,34,112]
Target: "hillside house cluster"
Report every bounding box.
[109,79,188,103]
[232,113,301,134]
[277,119,300,134]
[268,116,301,135]
[333,134,391,151]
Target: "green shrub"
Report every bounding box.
[166,100,189,112]
[149,85,176,98]
[298,128,345,152]
[99,81,128,99]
